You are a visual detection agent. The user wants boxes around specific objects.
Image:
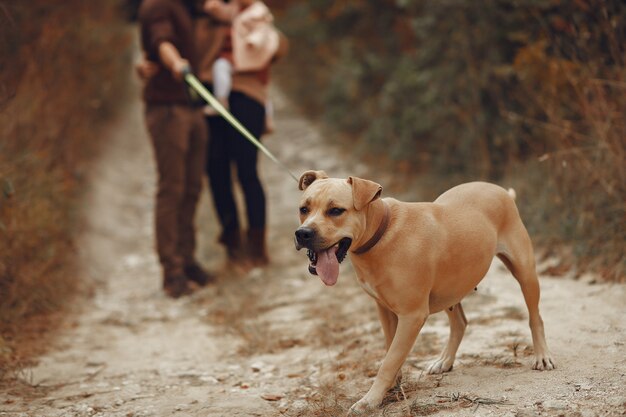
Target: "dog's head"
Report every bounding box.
[295,170,382,286]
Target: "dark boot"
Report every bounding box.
[163,274,192,298]
[219,229,246,261]
[184,263,215,286]
[246,228,269,267]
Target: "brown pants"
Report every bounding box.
[145,104,208,277]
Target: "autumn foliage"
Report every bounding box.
[0,0,132,373]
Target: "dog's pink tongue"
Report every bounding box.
[316,247,339,286]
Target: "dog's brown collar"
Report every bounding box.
[353,200,390,255]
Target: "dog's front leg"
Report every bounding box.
[349,312,427,415]
[376,302,402,386]
[376,302,398,351]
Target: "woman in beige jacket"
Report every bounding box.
[195,3,288,269]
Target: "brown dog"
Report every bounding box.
[294,171,555,414]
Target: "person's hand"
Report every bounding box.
[135,59,159,82]
[204,0,235,21]
[171,58,191,81]
[157,42,190,81]
[204,0,221,15]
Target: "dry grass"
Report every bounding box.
[470,306,526,326]
[0,0,132,377]
[380,383,512,416]
[285,379,356,417]
[506,59,626,282]
[205,280,378,414]
[200,274,286,355]
[459,341,533,371]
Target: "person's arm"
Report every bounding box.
[158,41,190,81]
[196,17,226,82]
[139,3,189,80]
[272,31,289,63]
[135,53,160,82]
[204,0,238,23]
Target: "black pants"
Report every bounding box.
[206,91,266,239]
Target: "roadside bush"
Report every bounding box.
[0,0,133,375]
[275,0,625,281]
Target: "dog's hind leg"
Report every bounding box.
[427,302,467,374]
[498,230,555,371]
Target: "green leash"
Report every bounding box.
[184,73,299,183]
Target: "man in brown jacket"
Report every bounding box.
[139,0,213,297]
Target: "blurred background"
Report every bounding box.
[0,0,624,374]
[271,0,625,283]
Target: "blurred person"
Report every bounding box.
[137,3,288,271]
[195,0,288,270]
[138,0,214,297]
[202,0,279,133]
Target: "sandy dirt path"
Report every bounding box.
[2,45,625,417]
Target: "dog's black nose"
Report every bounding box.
[295,227,315,244]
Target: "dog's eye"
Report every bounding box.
[328,207,346,217]
[299,206,309,215]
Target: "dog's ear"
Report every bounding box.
[298,170,328,190]
[348,177,382,211]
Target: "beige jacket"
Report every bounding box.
[232,2,279,72]
[195,15,288,105]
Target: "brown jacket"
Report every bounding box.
[194,16,289,105]
[139,0,198,105]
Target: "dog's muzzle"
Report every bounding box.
[294,226,315,250]
[295,226,352,280]
[295,227,319,275]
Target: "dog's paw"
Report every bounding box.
[533,354,556,371]
[348,397,379,416]
[426,357,454,374]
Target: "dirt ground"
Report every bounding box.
[2,45,626,417]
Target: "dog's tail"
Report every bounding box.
[507,188,517,201]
